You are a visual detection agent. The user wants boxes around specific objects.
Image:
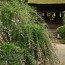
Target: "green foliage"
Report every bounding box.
[56,25,65,39]
[0,42,36,65]
[0,42,23,65]
[0,0,57,65]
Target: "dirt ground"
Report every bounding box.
[56,44,65,65]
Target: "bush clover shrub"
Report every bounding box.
[56,25,65,39]
[0,0,57,65]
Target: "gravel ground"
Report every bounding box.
[56,44,65,65]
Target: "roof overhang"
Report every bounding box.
[28,4,65,11]
[28,0,65,4]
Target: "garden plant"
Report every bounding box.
[0,0,57,65]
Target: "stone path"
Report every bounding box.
[47,22,64,65]
[56,44,65,65]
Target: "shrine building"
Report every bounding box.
[28,0,65,29]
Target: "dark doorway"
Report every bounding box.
[29,4,64,29]
[43,11,63,30]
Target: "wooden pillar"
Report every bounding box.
[62,11,65,24]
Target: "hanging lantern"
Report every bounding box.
[42,12,44,16]
[63,11,65,13]
[54,12,56,17]
[60,12,61,17]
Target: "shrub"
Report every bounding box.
[56,25,65,39]
[0,0,57,65]
[0,42,23,65]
